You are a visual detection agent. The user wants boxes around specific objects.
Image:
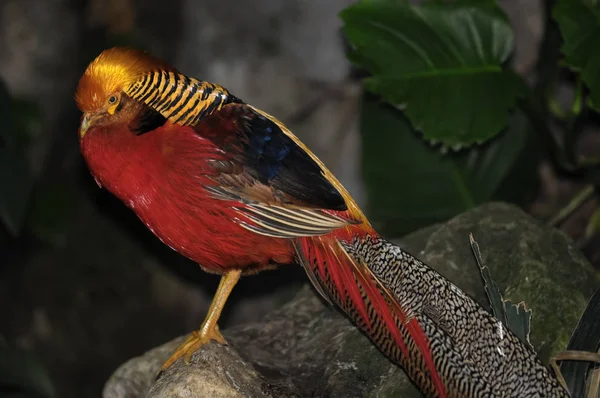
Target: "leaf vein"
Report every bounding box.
[364,19,436,69]
[381,66,501,79]
[466,12,485,62]
[412,6,467,67]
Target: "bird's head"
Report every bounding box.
[75,47,174,138]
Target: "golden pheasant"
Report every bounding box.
[75,47,569,397]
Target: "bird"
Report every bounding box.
[75,47,569,397]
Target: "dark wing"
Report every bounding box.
[122,69,356,237]
[196,102,346,210]
[193,102,357,238]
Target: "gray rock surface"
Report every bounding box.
[406,203,599,363]
[103,202,599,398]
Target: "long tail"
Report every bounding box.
[295,231,448,398]
[247,104,568,396]
[296,232,571,397]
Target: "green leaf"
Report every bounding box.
[11,99,42,148]
[360,94,537,236]
[559,288,600,398]
[357,0,408,4]
[503,300,533,349]
[26,181,74,247]
[470,233,533,349]
[0,345,55,398]
[0,81,34,236]
[341,1,524,147]
[470,233,506,320]
[0,147,33,236]
[553,0,600,111]
[0,80,13,146]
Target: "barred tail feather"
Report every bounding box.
[341,234,571,398]
[295,235,448,398]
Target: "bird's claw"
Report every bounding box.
[161,324,227,371]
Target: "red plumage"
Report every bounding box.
[297,232,447,397]
[76,47,448,397]
[80,120,295,271]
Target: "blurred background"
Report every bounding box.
[0,0,599,397]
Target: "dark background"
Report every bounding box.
[0,1,363,397]
[0,1,598,397]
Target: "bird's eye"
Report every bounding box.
[106,94,120,115]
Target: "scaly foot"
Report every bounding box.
[159,271,241,373]
[160,324,227,371]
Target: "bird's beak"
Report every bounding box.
[79,113,95,138]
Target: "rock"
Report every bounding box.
[405,202,599,363]
[103,202,599,398]
[104,286,406,398]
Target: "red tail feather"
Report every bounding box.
[350,261,446,398]
[297,235,447,398]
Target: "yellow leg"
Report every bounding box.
[161,269,241,370]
